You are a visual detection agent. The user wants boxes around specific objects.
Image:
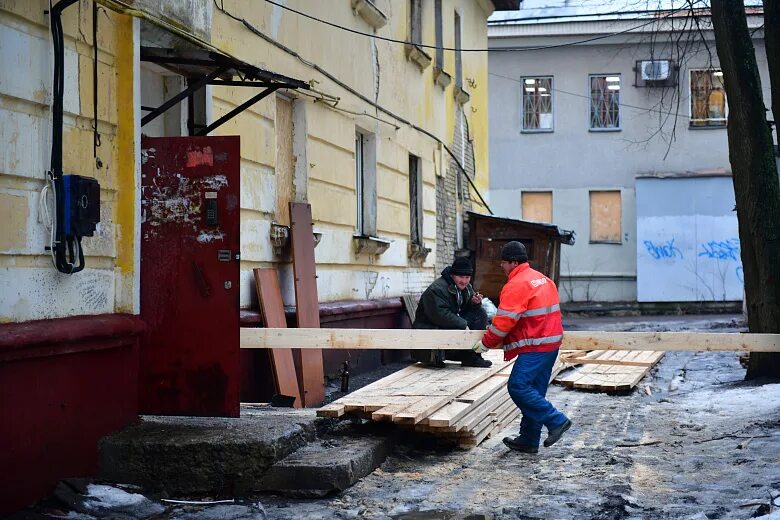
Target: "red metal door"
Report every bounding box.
[140,136,240,417]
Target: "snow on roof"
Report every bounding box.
[488,0,763,25]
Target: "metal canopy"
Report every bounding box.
[140,46,309,136]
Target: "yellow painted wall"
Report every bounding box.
[0,0,495,320]
[210,0,494,305]
[0,1,135,321]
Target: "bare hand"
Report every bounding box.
[471,292,483,305]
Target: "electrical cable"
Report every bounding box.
[215,1,494,213]
[50,0,84,274]
[261,0,698,53]
[92,0,102,165]
[42,0,57,269]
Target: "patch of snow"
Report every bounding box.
[84,484,146,509]
[83,484,165,518]
[45,512,96,520]
[678,383,780,421]
[754,512,780,520]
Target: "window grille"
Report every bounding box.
[522,77,553,131]
[590,75,620,130]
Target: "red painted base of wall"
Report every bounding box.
[0,314,143,515]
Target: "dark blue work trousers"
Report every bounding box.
[507,350,569,447]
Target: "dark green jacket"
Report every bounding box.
[413,267,479,330]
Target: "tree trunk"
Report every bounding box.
[765,0,780,139]
[710,0,780,379]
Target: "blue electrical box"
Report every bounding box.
[62,174,100,237]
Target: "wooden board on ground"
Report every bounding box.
[253,268,301,408]
[289,202,325,407]
[316,350,577,448]
[554,351,665,392]
[242,328,780,352]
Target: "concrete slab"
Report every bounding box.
[259,436,394,497]
[99,409,323,496]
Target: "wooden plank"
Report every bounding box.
[555,350,666,392]
[392,352,513,424]
[427,365,513,427]
[242,328,780,352]
[289,202,325,407]
[316,403,344,418]
[402,295,418,323]
[253,268,302,408]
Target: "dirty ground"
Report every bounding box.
[11,315,780,520]
[267,315,780,519]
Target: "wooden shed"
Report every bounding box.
[467,212,575,304]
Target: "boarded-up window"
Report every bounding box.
[275,96,294,226]
[589,191,622,243]
[521,192,552,223]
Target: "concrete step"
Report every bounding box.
[259,435,393,497]
[99,409,324,496]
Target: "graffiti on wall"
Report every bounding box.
[637,218,743,302]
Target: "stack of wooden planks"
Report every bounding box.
[555,350,665,392]
[318,350,572,448]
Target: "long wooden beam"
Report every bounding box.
[240,328,780,352]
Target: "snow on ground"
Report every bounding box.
[675,383,780,422]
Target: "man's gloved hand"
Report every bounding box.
[472,340,489,353]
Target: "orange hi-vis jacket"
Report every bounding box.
[482,263,563,362]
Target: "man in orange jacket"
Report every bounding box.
[472,241,572,453]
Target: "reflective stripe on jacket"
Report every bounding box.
[482,263,563,361]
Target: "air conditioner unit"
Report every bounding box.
[640,60,671,81]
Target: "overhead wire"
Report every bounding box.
[262,0,700,53]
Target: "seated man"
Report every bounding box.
[412,257,492,368]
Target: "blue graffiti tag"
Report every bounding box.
[698,238,741,261]
[643,238,683,260]
[736,266,744,283]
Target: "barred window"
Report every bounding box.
[690,69,726,127]
[590,75,621,130]
[522,77,553,131]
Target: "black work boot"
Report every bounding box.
[460,352,492,368]
[543,418,572,447]
[502,436,539,453]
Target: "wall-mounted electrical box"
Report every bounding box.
[62,174,100,237]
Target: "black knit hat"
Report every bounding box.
[451,257,473,276]
[501,241,528,263]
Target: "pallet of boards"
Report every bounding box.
[318,350,571,448]
[554,350,665,392]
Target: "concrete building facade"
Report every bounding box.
[487,1,770,303]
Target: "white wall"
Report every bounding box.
[636,176,742,302]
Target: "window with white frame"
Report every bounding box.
[522,77,553,131]
[590,75,621,130]
[690,69,727,127]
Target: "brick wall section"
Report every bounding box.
[403,269,436,296]
[436,105,475,272]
